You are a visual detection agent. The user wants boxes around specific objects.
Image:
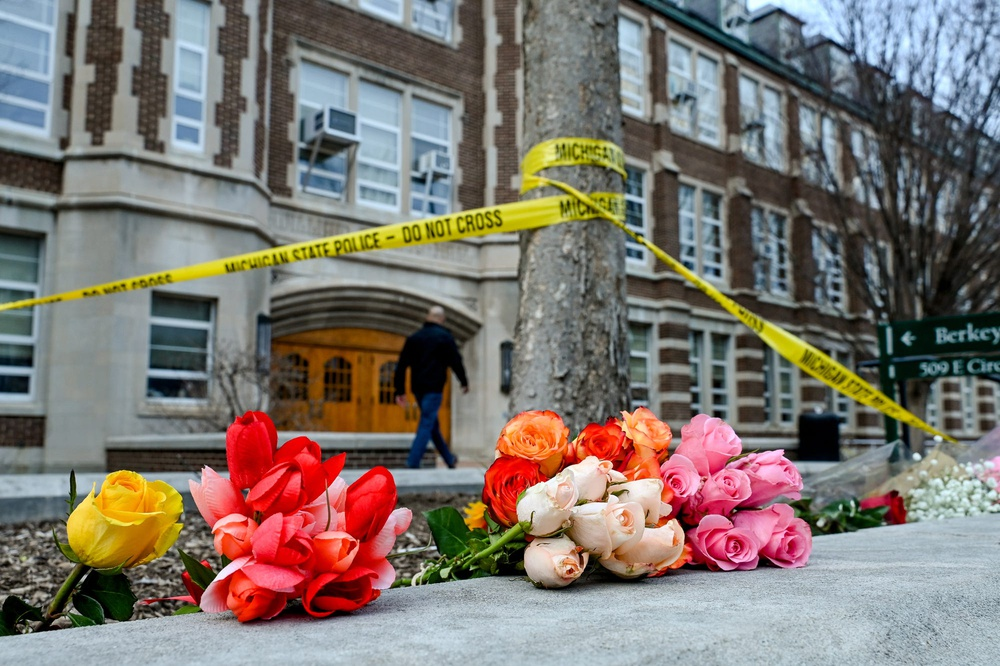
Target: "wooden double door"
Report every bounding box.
[271,328,450,438]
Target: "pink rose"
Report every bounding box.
[686,514,760,571]
[733,504,812,568]
[190,466,249,527]
[683,468,751,522]
[728,450,803,508]
[675,414,742,476]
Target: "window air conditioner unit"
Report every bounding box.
[670,81,698,104]
[302,106,359,149]
[743,116,765,132]
[418,150,454,177]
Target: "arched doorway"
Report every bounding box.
[270,327,450,438]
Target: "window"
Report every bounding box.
[850,128,882,207]
[624,166,647,263]
[668,41,720,145]
[863,241,889,310]
[679,184,724,280]
[0,234,40,398]
[298,62,349,198]
[763,347,795,425]
[324,356,352,402]
[296,60,454,214]
[619,15,644,115]
[359,0,454,41]
[410,97,452,216]
[378,361,397,404]
[690,330,731,419]
[926,381,940,429]
[0,0,56,133]
[799,104,837,188]
[961,376,976,433]
[278,353,309,400]
[629,323,651,409]
[812,227,844,310]
[739,75,784,170]
[825,348,852,424]
[147,294,214,400]
[751,206,789,297]
[172,0,210,150]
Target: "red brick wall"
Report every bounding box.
[0,416,45,448]
[0,151,62,193]
[214,0,250,168]
[85,0,122,146]
[254,0,271,178]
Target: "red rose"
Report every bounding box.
[482,455,548,528]
[302,567,381,618]
[860,490,907,525]
[345,467,397,543]
[226,411,279,490]
[567,418,626,465]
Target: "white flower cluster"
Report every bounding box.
[906,459,1000,521]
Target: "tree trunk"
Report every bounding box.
[509,0,629,434]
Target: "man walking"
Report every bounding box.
[394,306,469,469]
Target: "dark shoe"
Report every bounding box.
[447,456,458,469]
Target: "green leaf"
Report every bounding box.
[178,548,217,591]
[423,507,471,557]
[52,528,81,563]
[66,470,78,517]
[80,570,136,622]
[0,596,44,635]
[71,594,105,625]
[67,613,98,628]
[173,605,202,616]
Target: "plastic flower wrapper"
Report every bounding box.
[798,440,915,509]
[1,471,183,634]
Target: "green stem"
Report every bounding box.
[457,523,525,568]
[33,562,91,632]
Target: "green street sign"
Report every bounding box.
[879,311,1000,358]
[886,354,1000,381]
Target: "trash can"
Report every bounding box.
[798,412,840,461]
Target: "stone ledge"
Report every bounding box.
[1,514,996,664]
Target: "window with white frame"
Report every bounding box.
[147,293,214,400]
[800,104,837,188]
[812,226,844,310]
[629,322,651,409]
[296,60,454,214]
[690,330,731,419]
[824,348,852,424]
[298,62,349,198]
[668,40,720,146]
[679,184,724,280]
[0,0,57,133]
[619,15,644,116]
[850,127,883,207]
[624,165,647,262]
[172,0,210,150]
[410,97,452,216]
[960,376,976,433]
[359,0,454,41]
[751,205,789,297]
[0,233,40,398]
[763,346,795,425]
[863,241,889,310]
[739,75,784,170]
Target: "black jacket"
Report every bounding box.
[394,322,468,397]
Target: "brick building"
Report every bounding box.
[1,0,995,472]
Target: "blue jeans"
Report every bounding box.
[406,393,456,468]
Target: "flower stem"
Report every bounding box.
[34,562,91,632]
[458,523,524,568]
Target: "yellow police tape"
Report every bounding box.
[0,136,953,442]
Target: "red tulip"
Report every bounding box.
[344,467,397,543]
[302,567,381,618]
[226,411,279,490]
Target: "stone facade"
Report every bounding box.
[0,0,994,472]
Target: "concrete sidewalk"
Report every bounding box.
[0,467,487,524]
[1,513,996,665]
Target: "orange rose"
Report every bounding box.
[618,407,673,480]
[495,410,569,477]
[567,418,626,465]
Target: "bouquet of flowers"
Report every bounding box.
[411,407,811,589]
[179,411,411,622]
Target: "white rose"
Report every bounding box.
[599,519,685,579]
[563,456,627,501]
[609,477,667,525]
[517,473,579,537]
[523,536,589,589]
[566,495,645,559]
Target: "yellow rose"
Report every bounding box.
[67,470,184,569]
